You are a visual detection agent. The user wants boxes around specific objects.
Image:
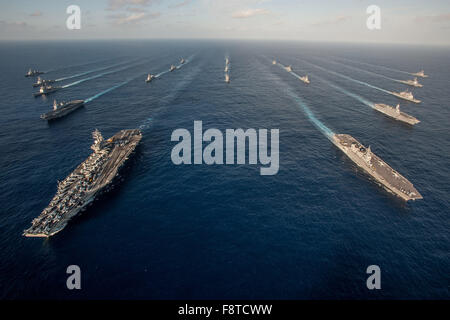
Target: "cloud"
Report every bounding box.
[127,7,148,13]
[107,12,161,25]
[169,0,192,9]
[107,0,159,11]
[29,11,42,17]
[311,15,351,27]
[232,8,270,19]
[414,13,450,23]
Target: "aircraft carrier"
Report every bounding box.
[23,129,142,237]
[390,90,421,104]
[373,103,420,125]
[40,99,85,120]
[332,134,422,201]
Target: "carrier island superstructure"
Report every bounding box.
[332,134,422,201]
[23,129,142,237]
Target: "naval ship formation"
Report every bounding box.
[332,134,422,201]
[23,129,142,237]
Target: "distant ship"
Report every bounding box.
[145,73,155,83]
[411,70,428,78]
[23,129,142,237]
[170,65,176,72]
[332,134,422,201]
[33,84,61,97]
[25,68,44,77]
[225,58,230,65]
[40,99,85,121]
[32,76,55,87]
[299,75,310,84]
[224,65,229,72]
[180,58,185,64]
[390,89,421,104]
[373,103,420,125]
[398,77,423,88]
[272,60,277,65]
[225,73,230,83]
[285,65,292,72]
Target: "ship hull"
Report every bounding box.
[33,88,60,97]
[332,134,422,201]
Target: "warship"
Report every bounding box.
[299,75,310,84]
[145,73,155,83]
[23,129,142,237]
[224,65,229,72]
[170,65,176,72]
[373,103,420,125]
[40,99,85,121]
[25,68,44,77]
[33,84,61,97]
[411,70,428,78]
[398,77,423,88]
[390,89,421,104]
[332,134,422,201]
[225,58,230,65]
[225,73,230,83]
[285,65,292,72]
[180,58,185,64]
[32,76,55,87]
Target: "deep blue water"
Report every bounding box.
[0,40,449,299]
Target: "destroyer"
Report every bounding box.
[180,58,185,64]
[398,77,423,88]
[23,129,142,237]
[32,76,55,87]
[33,84,61,97]
[285,65,292,72]
[145,73,155,83]
[332,134,422,201]
[411,70,428,78]
[299,75,310,84]
[25,68,44,77]
[170,64,176,72]
[390,89,421,104]
[225,73,230,83]
[40,99,85,120]
[373,103,420,125]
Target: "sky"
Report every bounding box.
[1,0,450,45]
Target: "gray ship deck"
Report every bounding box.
[23,129,142,237]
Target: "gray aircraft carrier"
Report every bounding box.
[23,129,142,237]
[40,100,85,120]
[332,134,422,201]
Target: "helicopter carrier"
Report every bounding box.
[40,99,85,120]
[23,129,142,237]
[332,134,422,201]
[373,103,420,125]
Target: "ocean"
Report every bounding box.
[0,40,448,299]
